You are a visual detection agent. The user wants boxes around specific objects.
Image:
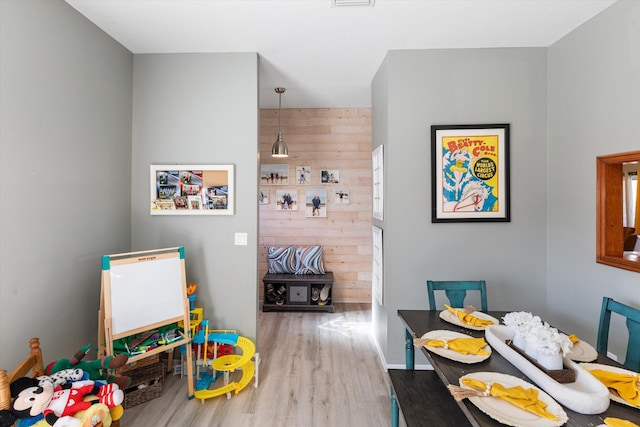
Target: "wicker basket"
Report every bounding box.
[123,362,164,408]
[117,353,160,374]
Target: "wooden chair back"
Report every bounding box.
[597,297,640,371]
[426,280,488,311]
[0,337,43,411]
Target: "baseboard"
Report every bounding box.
[371,332,433,371]
[385,363,433,371]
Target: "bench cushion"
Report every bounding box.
[267,246,297,273]
[295,245,325,275]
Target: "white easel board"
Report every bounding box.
[109,255,184,337]
[99,246,194,397]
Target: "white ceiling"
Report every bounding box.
[65,0,617,109]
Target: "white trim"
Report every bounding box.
[331,0,375,6]
[372,225,383,305]
[372,145,384,220]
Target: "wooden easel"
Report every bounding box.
[98,246,194,398]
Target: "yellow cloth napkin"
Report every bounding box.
[604,418,640,427]
[568,334,580,344]
[425,337,489,356]
[588,369,640,406]
[445,304,494,327]
[461,377,559,421]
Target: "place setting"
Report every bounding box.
[448,371,569,427]
[580,363,640,409]
[414,330,492,363]
[564,333,598,363]
[596,418,640,427]
[438,304,500,330]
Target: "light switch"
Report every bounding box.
[234,232,248,246]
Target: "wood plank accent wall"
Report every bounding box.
[259,108,373,303]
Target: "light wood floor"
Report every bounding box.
[120,303,391,426]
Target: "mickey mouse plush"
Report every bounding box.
[0,376,123,427]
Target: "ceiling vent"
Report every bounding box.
[331,0,375,6]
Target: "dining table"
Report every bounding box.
[395,309,639,427]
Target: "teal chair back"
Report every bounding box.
[597,297,640,371]
[426,280,488,312]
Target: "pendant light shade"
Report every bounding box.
[271,87,289,157]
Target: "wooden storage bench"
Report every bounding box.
[262,272,334,312]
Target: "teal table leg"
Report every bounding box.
[405,328,414,370]
[390,384,399,427]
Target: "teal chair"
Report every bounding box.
[597,297,640,371]
[427,280,488,311]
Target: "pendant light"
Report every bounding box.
[271,87,289,157]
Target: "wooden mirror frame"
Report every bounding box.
[596,150,640,272]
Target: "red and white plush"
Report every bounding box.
[0,376,123,427]
[44,380,121,420]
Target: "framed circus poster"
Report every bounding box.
[431,124,510,223]
[150,164,234,215]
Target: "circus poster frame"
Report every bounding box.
[431,124,510,223]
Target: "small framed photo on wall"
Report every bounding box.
[261,164,289,185]
[259,188,269,205]
[321,169,339,184]
[305,189,327,218]
[275,189,297,211]
[333,188,349,204]
[296,166,311,185]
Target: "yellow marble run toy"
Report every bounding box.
[192,322,258,402]
[178,285,258,402]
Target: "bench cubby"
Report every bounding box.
[262,272,334,312]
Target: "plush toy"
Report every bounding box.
[44,344,130,389]
[0,376,123,427]
[30,403,114,427]
[15,393,123,427]
[37,369,85,389]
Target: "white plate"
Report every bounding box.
[459,372,569,427]
[565,339,598,362]
[439,309,499,330]
[419,330,491,363]
[581,363,640,408]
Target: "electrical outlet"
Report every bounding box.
[607,351,618,361]
[234,232,248,246]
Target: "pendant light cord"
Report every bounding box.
[278,91,282,133]
[271,87,288,157]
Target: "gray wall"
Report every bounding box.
[373,48,548,367]
[131,54,260,343]
[546,0,640,360]
[0,0,133,367]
